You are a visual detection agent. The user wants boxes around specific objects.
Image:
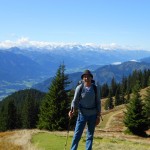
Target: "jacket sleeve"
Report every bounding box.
[71,85,81,110]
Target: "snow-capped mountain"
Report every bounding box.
[3,46,150,75]
[1,45,150,100]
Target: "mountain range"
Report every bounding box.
[1,46,150,100]
[33,61,150,92]
[1,46,150,78]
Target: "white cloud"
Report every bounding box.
[0,37,78,50]
[0,37,145,51]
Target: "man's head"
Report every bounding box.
[81,70,93,83]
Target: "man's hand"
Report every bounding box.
[96,113,103,126]
[95,116,100,126]
[68,108,74,119]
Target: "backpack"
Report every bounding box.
[77,80,97,110]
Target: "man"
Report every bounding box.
[68,70,101,150]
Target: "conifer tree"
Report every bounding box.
[141,69,148,88]
[104,88,114,110]
[22,93,37,128]
[120,77,127,104]
[124,81,149,136]
[38,64,70,130]
[111,77,117,96]
[114,87,121,106]
[143,77,150,128]
[126,90,130,103]
[101,83,109,98]
[126,75,132,94]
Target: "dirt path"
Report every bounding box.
[104,110,122,129]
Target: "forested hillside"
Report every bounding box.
[0,89,45,131]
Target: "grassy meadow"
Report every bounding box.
[31,103,149,150]
[31,131,150,150]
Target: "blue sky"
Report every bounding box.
[0,0,150,50]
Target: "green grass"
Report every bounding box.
[93,137,150,150]
[31,132,150,150]
[31,132,85,150]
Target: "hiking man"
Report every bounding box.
[68,70,101,150]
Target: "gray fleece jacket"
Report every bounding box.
[71,83,101,116]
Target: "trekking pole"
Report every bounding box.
[64,118,71,150]
[64,108,73,150]
[100,114,103,121]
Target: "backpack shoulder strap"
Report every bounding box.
[93,84,97,95]
[78,83,84,100]
[92,84,97,107]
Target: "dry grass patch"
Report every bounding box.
[0,130,40,150]
[0,142,22,150]
[0,131,22,150]
[0,131,15,138]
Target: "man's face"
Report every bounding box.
[83,74,92,83]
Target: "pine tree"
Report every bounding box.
[141,69,148,88]
[126,90,130,103]
[104,88,114,110]
[143,77,150,128]
[111,77,118,96]
[101,83,109,98]
[114,87,121,106]
[22,93,37,128]
[123,81,149,136]
[120,77,127,104]
[126,75,132,94]
[38,64,70,130]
